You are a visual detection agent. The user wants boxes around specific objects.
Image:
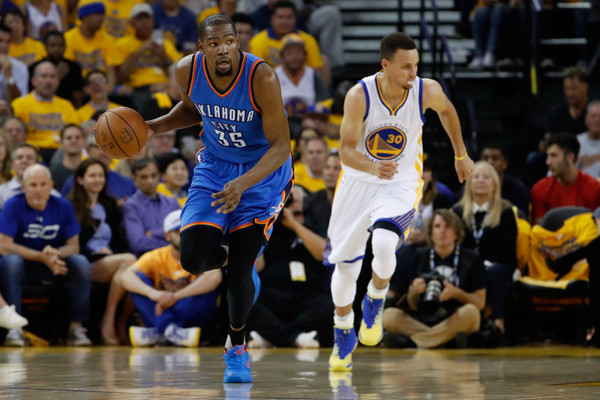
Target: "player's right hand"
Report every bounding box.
[373,160,398,180]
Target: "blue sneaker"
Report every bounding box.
[359,294,385,346]
[223,345,253,383]
[328,327,358,372]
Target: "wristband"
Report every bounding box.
[454,154,467,161]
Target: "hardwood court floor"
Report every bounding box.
[2,346,600,399]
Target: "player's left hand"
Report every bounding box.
[454,155,474,183]
[212,178,245,214]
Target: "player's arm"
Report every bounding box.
[339,84,397,179]
[146,54,203,137]
[422,78,474,183]
[211,62,291,214]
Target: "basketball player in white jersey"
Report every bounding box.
[327,32,474,371]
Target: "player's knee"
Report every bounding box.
[371,229,400,259]
[180,249,224,275]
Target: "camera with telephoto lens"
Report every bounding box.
[420,270,445,311]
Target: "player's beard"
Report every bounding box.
[215,67,233,77]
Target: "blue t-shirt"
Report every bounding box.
[0,194,80,250]
[152,2,198,51]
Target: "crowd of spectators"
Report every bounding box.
[0,0,598,351]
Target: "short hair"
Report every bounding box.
[270,1,297,17]
[0,22,11,35]
[84,69,106,85]
[60,123,84,141]
[1,9,26,25]
[425,208,465,246]
[380,32,417,60]
[547,132,580,159]
[3,116,27,132]
[42,30,64,44]
[156,152,187,174]
[480,142,508,161]
[231,12,253,27]
[11,143,39,160]
[199,14,236,42]
[304,136,328,150]
[563,66,589,83]
[587,100,600,113]
[131,157,158,176]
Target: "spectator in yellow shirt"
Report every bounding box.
[3,9,47,66]
[102,0,137,39]
[11,61,79,162]
[64,0,115,91]
[77,70,123,122]
[107,3,181,110]
[156,152,188,207]
[249,1,328,84]
[293,136,328,193]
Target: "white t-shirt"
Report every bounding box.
[577,132,600,177]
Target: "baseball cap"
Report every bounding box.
[280,33,305,51]
[130,3,153,18]
[163,209,182,233]
[305,103,330,116]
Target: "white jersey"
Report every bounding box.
[343,72,425,185]
[25,2,63,40]
[275,65,316,116]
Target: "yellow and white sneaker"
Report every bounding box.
[358,293,385,346]
[328,326,358,372]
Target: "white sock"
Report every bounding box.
[334,311,354,329]
[367,280,389,299]
[225,335,245,349]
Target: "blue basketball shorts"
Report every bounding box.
[180,149,294,240]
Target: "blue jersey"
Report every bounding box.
[188,51,269,163]
[0,194,80,251]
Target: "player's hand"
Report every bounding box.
[454,155,474,183]
[373,160,398,180]
[211,178,245,214]
[145,122,156,139]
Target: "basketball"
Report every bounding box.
[94,107,148,160]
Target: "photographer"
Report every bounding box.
[383,209,486,349]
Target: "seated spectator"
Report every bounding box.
[247,177,336,348]
[467,0,506,69]
[2,116,27,147]
[152,0,198,54]
[64,0,113,91]
[292,126,318,162]
[114,145,151,179]
[68,159,136,345]
[107,3,181,110]
[148,129,177,158]
[24,0,66,40]
[3,9,47,66]
[275,33,329,118]
[0,164,92,347]
[156,152,188,207]
[0,292,28,329]
[527,66,590,185]
[294,136,328,192]
[29,31,85,108]
[120,209,222,347]
[249,1,327,83]
[61,137,137,204]
[77,70,123,122]
[576,101,600,178]
[0,22,29,103]
[531,133,600,225]
[232,13,253,53]
[453,161,517,336]
[301,103,339,150]
[0,130,11,184]
[0,144,60,210]
[49,124,85,192]
[12,61,79,163]
[382,209,486,348]
[123,157,181,257]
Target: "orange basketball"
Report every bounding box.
[94,107,148,160]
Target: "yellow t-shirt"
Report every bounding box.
[197,6,219,25]
[153,91,174,109]
[135,245,197,291]
[9,38,47,66]
[77,101,122,122]
[293,161,325,193]
[157,182,187,207]
[108,35,181,88]
[102,0,136,39]
[64,26,111,76]
[249,29,323,69]
[12,93,80,149]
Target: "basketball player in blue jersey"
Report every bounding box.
[326,32,475,372]
[145,15,293,383]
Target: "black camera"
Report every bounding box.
[420,270,445,311]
